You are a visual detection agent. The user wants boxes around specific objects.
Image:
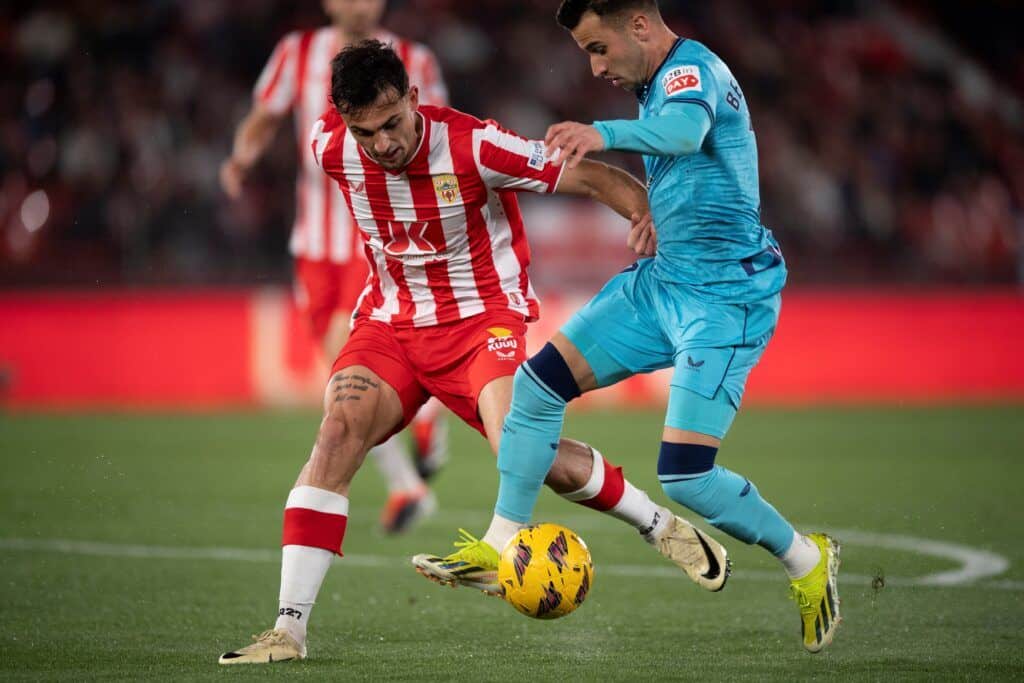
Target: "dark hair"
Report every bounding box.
[556,0,659,30]
[330,39,409,113]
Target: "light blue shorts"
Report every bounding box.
[561,258,780,439]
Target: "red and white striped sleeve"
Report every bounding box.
[411,43,448,107]
[253,31,300,115]
[309,108,346,180]
[474,121,565,193]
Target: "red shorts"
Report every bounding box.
[294,257,370,342]
[332,312,528,439]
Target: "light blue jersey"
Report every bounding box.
[625,38,786,303]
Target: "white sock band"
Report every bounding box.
[285,485,349,515]
[561,448,605,502]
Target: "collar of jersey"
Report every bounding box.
[360,111,430,176]
[637,37,688,106]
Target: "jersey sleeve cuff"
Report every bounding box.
[593,121,616,150]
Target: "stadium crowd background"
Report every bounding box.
[2,0,1022,293]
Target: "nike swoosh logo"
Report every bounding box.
[695,529,721,580]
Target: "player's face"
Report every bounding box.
[323,0,386,37]
[341,86,422,171]
[571,11,647,92]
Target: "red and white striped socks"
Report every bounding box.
[275,486,349,644]
[482,448,671,553]
[561,449,671,542]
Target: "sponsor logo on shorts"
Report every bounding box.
[662,65,701,96]
[487,326,519,359]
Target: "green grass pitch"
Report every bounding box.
[1,406,1023,681]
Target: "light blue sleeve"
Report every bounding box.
[593,101,712,157]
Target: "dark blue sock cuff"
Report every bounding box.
[658,442,718,477]
[524,343,581,403]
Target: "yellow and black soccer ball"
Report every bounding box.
[498,523,594,619]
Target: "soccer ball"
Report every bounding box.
[498,523,594,619]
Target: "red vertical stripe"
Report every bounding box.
[448,130,505,314]
[321,172,333,260]
[258,41,291,103]
[288,31,316,256]
[405,121,460,324]
[357,149,416,325]
[360,241,385,317]
[293,30,314,108]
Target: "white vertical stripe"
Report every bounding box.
[340,131,391,323]
[384,170,437,325]
[485,192,530,317]
[427,121,484,320]
[290,28,334,261]
[373,249,399,322]
[256,34,297,114]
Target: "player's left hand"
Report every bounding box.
[627,212,657,257]
[545,121,605,169]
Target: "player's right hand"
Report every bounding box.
[544,121,605,169]
[627,212,657,257]
[219,158,247,200]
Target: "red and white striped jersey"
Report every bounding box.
[254,26,448,264]
[311,105,566,328]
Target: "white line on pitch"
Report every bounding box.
[0,536,1017,591]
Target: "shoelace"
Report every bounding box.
[658,526,706,567]
[448,528,494,566]
[788,585,812,609]
[251,630,290,646]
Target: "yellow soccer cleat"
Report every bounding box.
[218,629,306,665]
[411,528,500,595]
[789,533,841,653]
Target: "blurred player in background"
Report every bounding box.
[220,0,449,534]
[217,41,698,665]
[425,0,842,654]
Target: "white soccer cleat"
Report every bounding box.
[649,515,731,592]
[218,629,306,665]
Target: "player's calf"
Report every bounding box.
[219,368,400,664]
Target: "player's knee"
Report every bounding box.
[515,343,582,410]
[657,442,719,517]
[318,402,371,460]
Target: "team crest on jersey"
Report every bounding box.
[433,174,461,204]
[662,65,702,96]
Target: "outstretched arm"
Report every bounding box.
[554,159,656,256]
[545,103,712,169]
[219,104,287,199]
